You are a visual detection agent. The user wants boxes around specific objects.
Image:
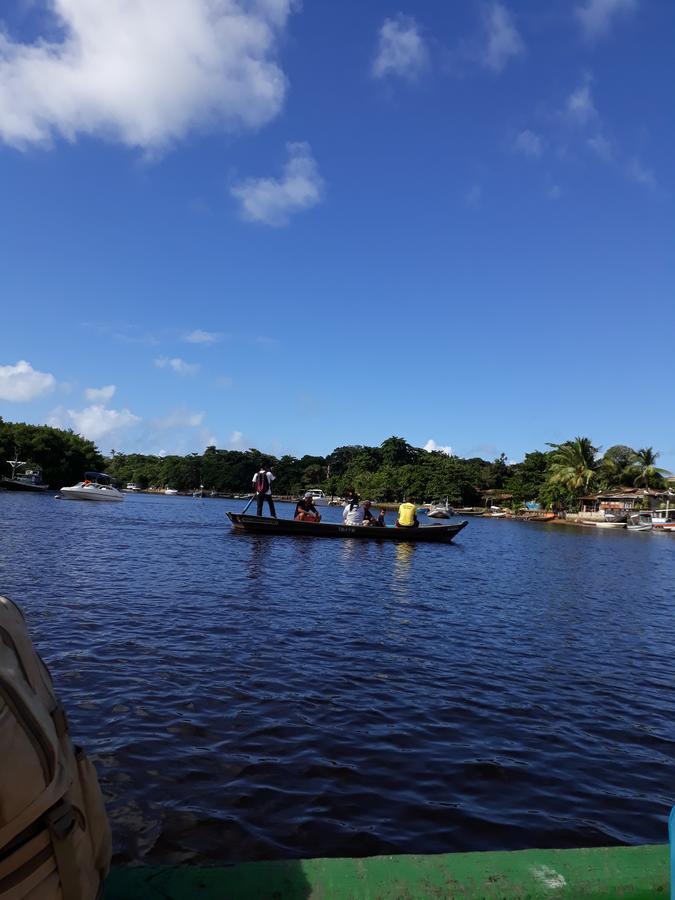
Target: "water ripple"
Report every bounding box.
[1,493,674,863]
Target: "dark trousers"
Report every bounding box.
[256,493,276,517]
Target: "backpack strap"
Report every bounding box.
[45,799,86,900]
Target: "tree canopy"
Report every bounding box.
[1,418,670,508]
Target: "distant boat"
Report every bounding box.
[1,455,49,493]
[60,472,124,502]
[427,499,454,519]
[306,489,329,506]
[192,486,204,498]
[652,505,675,531]
[125,483,141,492]
[164,488,178,495]
[486,507,507,518]
[627,511,652,532]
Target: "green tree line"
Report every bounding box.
[1,420,669,508]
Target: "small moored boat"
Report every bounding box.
[627,511,653,532]
[1,455,49,493]
[426,499,454,519]
[306,489,329,506]
[227,513,468,543]
[60,472,124,502]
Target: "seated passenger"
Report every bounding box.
[363,501,386,526]
[396,500,419,528]
[295,492,321,522]
[343,494,365,526]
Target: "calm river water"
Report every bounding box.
[1,492,674,864]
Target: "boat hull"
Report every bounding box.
[60,487,124,502]
[0,478,49,492]
[227,513,468,543]
[426,510,451,519]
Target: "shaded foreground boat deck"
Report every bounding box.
[105,844,668,898]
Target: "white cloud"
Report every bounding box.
[155,409,205,428]
[565,82,597,125]
[231,142,324,227]
[229,430,245,448]
[576,0,637,40]
[183,329,222,344]
[424,439,453,456]
[587,133,613,161]
[514,129,543,157]
[85,384,116,402]
[625,158,656,189]
[372,15,429,81]
[0,0,293,151]
[0,360,55,401]
[154,356,199,376]
[479,3,524,73]
[49,404,140,441]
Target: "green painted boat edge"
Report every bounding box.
[104,843,669,899]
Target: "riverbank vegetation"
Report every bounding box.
[1,420,669,507]
[0,418,103,488]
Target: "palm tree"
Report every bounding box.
[631,447,669,488]
[546,436,598,495]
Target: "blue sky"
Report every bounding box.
[1,0,673,467]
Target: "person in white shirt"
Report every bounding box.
[251,464,276,517]
[343,493,365,526]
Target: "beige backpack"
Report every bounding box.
[0,596,111,900]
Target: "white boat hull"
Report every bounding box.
[427,509,451,519]
[60,486,124,502]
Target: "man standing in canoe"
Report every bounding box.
[252,462,276,518]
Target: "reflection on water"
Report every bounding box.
[1,492,675,865]
[393,542,415,584]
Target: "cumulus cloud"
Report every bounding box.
[424,439,453,456]
[0,0,293,151]
[154,356,199,376]
[372,15,429,81]
[514,129,543,157]
[49,404,140,441]
[85,384,116,402]
[183,329,222,344]
[229,430,245,448]
[0,360,55,401]
[231,142,324,226]
[576,0,637,40]
[479,3,524,72]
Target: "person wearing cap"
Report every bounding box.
[363,500,386,527]
[295,492,321,522]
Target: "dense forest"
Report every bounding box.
[0,419,670,508]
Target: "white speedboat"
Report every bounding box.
[427,499,454,519]
[487,506,507,518]
[307,489,329,506]
[164,488,178,495]
[60,472,124,502]
[125,483,141,492]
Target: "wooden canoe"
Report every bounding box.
[227,513,468,543]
